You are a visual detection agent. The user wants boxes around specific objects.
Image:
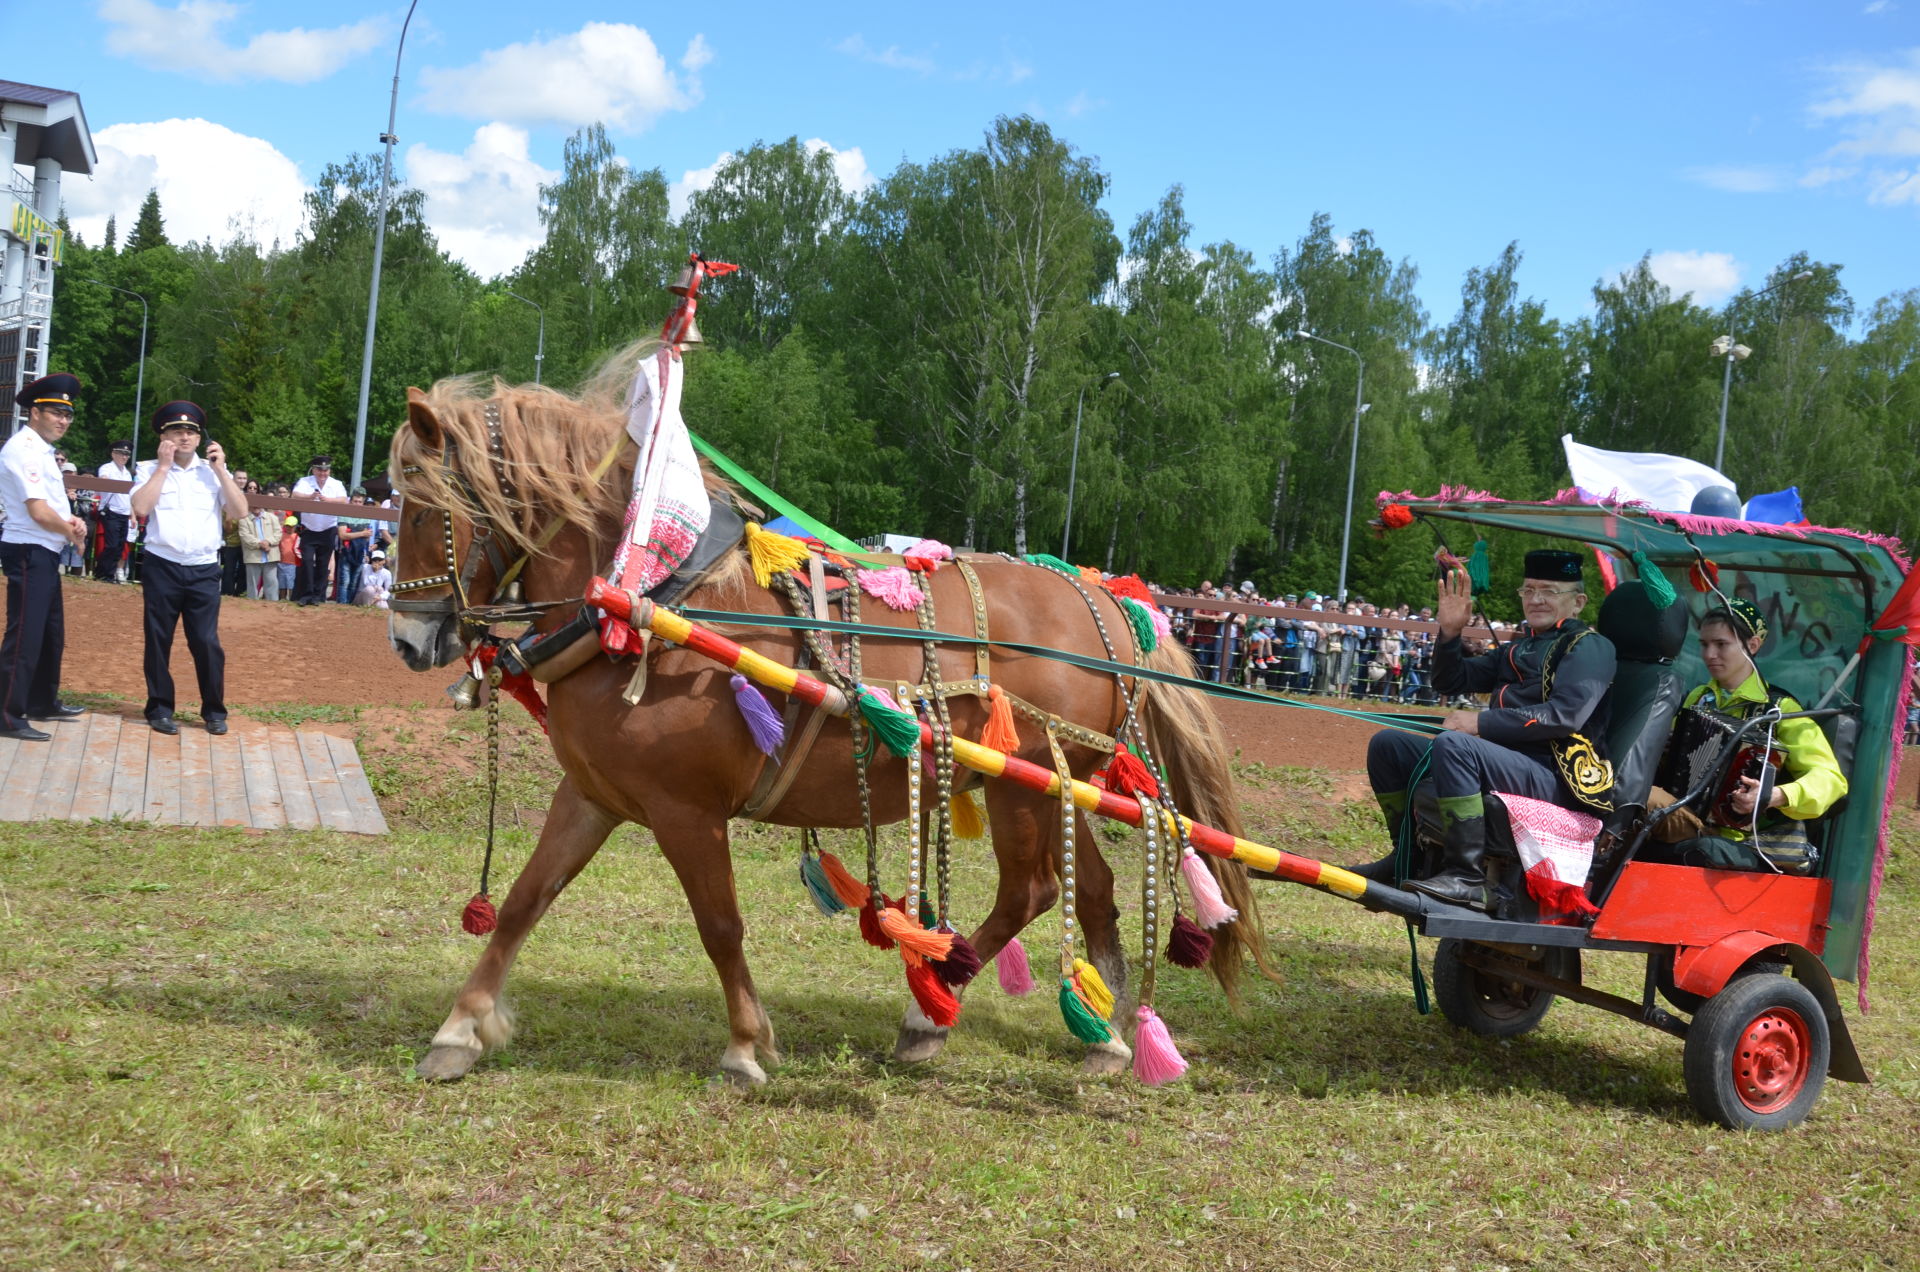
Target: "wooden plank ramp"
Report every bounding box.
[0,714,386,835]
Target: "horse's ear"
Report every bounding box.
[405,388,442,448]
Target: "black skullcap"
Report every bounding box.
[1523,549,1584,583]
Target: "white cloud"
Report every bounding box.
[420,24,708,130]
[1865,0,1894,11]
[835,34,935,75]
[671,139,872,220]
[1684,164,1790,193]
[1063,91,1105,118]
[1644,250,1744,304]
[1801,48,1920,209]
[406,124,557,279]
[669,150,732,220]
[99,0,386,84]
[1870,168,1920,204]
[63,118,306,249]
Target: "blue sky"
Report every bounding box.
[31,0,1920,329]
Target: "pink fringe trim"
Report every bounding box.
[859,566,925,611]
[1133,1006,1189,1086]
[996,934,1034,995]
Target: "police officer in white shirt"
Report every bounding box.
[129,401,248,736]
[291,453,347,606]
[94,439,135,581]
[0,373,90,740]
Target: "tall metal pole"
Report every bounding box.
[1712,269,1812,475]
[350,0,420,493]
[86,280,148,455]
[1061,370,1118,561]
[505,291,545,385]
[1298,330,1364,602]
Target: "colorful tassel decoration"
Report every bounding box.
[858,897,896,950]
[745,521,813,588]
[1058,978,1115,1043]
[1466,540,1491,596]
[1102,744,1160,801]
[950,789,986,839]
[904,957,962,1028]
[798,853,844,916]
[1165,912,1213,968]
[461,893,497,936]
[730,674,785,755]
[1690,558,1721,593]
[904,537,953,562]
[932,925,983,987]
[1100,574,1153,605]
[1023,552,1079,577]
[1631,550,1677,610]
[1380,503,1415,530]
[877,905,956,960]
[997,935,1035,995]
[979,685,1020,754]
[1133,1006,1189,1086]
[817,851,871,909]
[1181,847,1239,929]
[1146,604,1172,642]
[856,688,922,759]
[1119,597,1158,654]
[918,894,938,929]
[858,565,925,612]
[1070,958,1115,1019]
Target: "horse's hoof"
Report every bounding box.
[717,1056,768,1087]
[892,1027,948,1064]
[1082,1039,1132,1077]
[416,1045,480,1082]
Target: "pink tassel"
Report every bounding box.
[1147,606,1171,641]
[996,934,1034,996]
[1181,848,1238,929]
[904,538,953,562]
[859,566,925,612]
[1133,1006,1188,1086]
[730,673,785,756]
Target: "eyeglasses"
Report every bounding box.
[1516,586,1581,601]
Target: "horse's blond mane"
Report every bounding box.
[391,337,740,571]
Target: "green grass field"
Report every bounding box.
[3,707,1917,1270]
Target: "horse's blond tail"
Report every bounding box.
[1138,638,1284,1008]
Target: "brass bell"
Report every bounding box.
[445,671,482,710]
[499,579,524,603]
[677,316,703,346]
[668,263,698,296]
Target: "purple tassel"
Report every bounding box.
[933,924,984,986]
[731,673,785,756]
[1165,912,1213,968]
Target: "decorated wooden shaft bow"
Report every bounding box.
[584,578,1386,908]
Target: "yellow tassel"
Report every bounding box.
[745,522,813,589]
[1071,957,1115,1019]
[980,685,1020,754]
[950,790,985,839]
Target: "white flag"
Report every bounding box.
[1561,435,1735,513]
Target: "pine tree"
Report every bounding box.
[103,215,118,256]
[125,190,168,253]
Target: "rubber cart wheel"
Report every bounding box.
[1683,973,1829,1131]
[1432,939,1574,1038]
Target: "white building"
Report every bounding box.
[1,80,95,434]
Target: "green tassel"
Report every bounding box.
[856,690,922,759]
[1024,553,1080,577]
[919,895,937,929]
[1119,597,1158,654]
[1631,550,1676,610]
[1058,977,1115,1043]
[1466,541,1491,596]
[799,852,845,917]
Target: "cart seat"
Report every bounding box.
[1596,579,1690,836]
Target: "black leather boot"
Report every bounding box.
[1407,814,1491,909]
[1345,854,1401,884]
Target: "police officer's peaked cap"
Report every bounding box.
[152,401,206,434]
[310,454,333,467]
[111,439,133,452]
[1522,549,1584,583]
[16,372,81,410]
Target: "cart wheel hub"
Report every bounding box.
[1732,1007,1811,1113]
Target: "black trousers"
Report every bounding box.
[295,527,336,603]
[142,554,226,722]
[0,541,65,729]
[220,544,246,597]
[95,511,130,580]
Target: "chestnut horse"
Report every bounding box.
[387,345,1270,1085]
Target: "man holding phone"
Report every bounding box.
[130,402,248,735]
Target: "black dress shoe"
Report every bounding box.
[205,717,228,735]
[29,703,86,720]
[149,716,179,736]
[0,724,51,742]
[1406,872,1492,910]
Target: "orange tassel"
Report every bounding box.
[877,905,956,960]
[817,850,871,909]
[980,685,1019,754]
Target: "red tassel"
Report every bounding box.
[904,956,961,1027]
[475,644,549,733]
[1102,744,1160,800]
[1525,861,1601,924]
[1164,912,1212,967]
[858,897,896,949]
[980,685,1020,754]
[461,893,497,936]
[1690,559,1721,593]
[817,850,871,909]
[1380,503,1415,529]
[932,924,984,986]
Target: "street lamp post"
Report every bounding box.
[349,0,421,493]
[85,279,148,455]
[1297,329,1365,603]
[1061,370,1120,561]
[1712,269,1814,473]
[505,290,546,386]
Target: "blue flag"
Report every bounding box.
[1743,487,1805,525]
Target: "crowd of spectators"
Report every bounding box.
[17,445,402,609]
